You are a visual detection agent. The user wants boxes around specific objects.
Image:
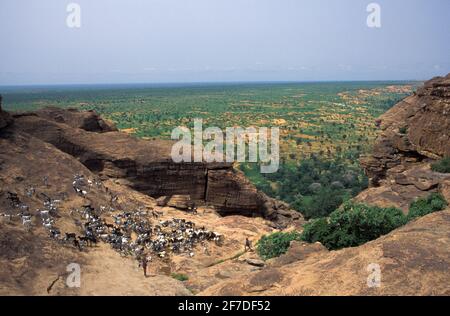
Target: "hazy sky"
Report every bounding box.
[0,0,449,85]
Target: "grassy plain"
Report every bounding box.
[2,81,418,217]
[3,82,415,161]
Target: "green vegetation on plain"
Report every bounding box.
[2,81,417,219]
[256,231,302,260]
[2,82,414,162]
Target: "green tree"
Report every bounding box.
[301,202,407,250]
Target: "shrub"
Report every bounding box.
[171,273,189,281]
[300,217,330,244]
[399,126,408,134]
[256,231,301,260]
[301,202,407,250]
[431,157,450,173]
[407,193,448,221]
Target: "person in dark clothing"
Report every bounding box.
[245,237,253,252]
[73,238,82,251]
[141,255,148,277]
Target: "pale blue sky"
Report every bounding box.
[0,0,449,85]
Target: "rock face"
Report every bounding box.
[359,74,450,212]
[268,241,327,267]
[206,169,300,223]
[0,126,277,295]
[201,209,450,296]
[1,76,450,296]
[29,107,118,132]
[5,107,301,227]
[361,74,450,186]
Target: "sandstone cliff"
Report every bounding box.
[358,74,450,211]
[1,75,449,296]
[0,126,276,295]
[1,101,303,294]
[5,107,301,227]
[201,209,450,296]
[202,75,450,296]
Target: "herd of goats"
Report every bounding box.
[1,174,224,262]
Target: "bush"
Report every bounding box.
[431,157,450,173]
[301,202,407,250]
[407,193,447,221]
[300,217,330,244]
[256,231,301,260]
[300,193,448,251]
[171,273,189,281]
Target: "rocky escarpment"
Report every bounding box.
[0,122,276,295]
[5,107,301,227]
[29,106,118,133]
[361,74,450,186]
[201,208,450,296]
[1,75,450,296]
[202,75,450,296]
[358,74,450,212]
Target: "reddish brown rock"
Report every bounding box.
[440,180,450,204]
[269,241,327,267]
[157,194,191,209]
[6,109,302,227]
[24,107,118,132]
[361,74,450,186]
[201,209,450,296]
[0,119,277,295]
[206,169,270,217]
[358,74,450,213]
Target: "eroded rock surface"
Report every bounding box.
[201,209,450,296]
[1,75,449,296]
[359,74,450,211]
[0,125,278,295]
[8,109,301,226]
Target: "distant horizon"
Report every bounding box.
[0,78,427,90]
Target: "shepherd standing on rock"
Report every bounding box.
[245,237,253,252]
[140,255,149,277]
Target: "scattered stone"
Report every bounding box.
[246,258,265,267]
